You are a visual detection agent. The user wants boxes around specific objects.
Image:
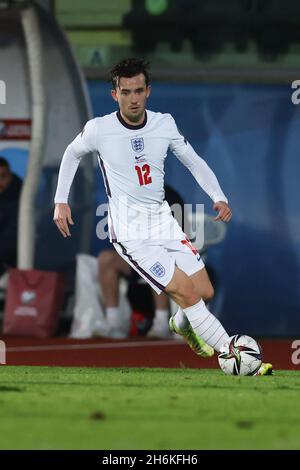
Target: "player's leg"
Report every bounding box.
[165,265,229,354]
[189,267,214,302]
[164,237,229,353]
[169,267,273,373]
[98,249,132,333]
[111,239,225,354]
[147,291,171,338]
[162,237,273,372]
[172,267,214,328]
[169,266,217,353]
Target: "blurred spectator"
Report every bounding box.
[0,157,22,278]
[98,184,187,338]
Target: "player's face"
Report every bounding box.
[111,73,151,124]
[0,166,11,193]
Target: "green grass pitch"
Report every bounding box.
[0,367,300,450]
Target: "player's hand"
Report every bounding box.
[213,201,232,223]
[53,203,74,238]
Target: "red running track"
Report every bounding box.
[0,337,299,370]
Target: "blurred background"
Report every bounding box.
[0,0,300,340]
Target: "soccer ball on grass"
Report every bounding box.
[218,334,262,376]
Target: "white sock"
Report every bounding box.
[183,299,229,352]
[106,307,121,329]
[174,307,189,330]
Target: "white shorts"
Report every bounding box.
[113,234,205,295]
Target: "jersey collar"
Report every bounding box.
[116,110,147,130]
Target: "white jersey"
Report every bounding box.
[54,110,227,241]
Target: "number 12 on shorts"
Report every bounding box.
[135,164,152,185]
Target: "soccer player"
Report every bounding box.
[53,58,272,375]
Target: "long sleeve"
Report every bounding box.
[54,119,97,203]
[168,116,228,204]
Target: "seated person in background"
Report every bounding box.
[0,157,22,278]
[98,184,187,338]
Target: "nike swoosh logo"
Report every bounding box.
[135,154,145,160]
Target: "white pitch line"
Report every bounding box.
[6,339,185,353]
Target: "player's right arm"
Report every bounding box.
[53,119,97,237]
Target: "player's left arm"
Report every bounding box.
[168,115,232,223]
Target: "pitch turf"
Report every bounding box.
[0,366,300,450]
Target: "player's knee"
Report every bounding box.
[183,287,202,307]
[166,281,200,308]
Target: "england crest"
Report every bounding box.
[150,262,166,278]
[131,137,144,153]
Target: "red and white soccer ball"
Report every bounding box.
[218,335,262,376]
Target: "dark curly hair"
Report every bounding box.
[110,58,150,90]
